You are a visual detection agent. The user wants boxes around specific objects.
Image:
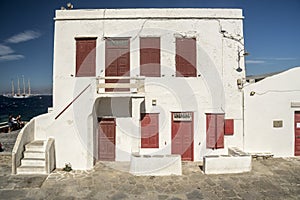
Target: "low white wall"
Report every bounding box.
[130,154,182,176]
[203,155,251,174]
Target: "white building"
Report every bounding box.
[244,67,300,157]
[12,8,247,173]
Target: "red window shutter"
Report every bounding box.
[206,114,216,148]
[141,113,159,148]
[225,119,234,135]
[206,114,224,149]
[176,38,196,77]
[140,38,160,77]
[216,114,224,148]
[76,38,96,77]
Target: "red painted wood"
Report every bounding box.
[206,114,216,148]
[76,38,96,77]
[141,113,159,148]
[171,112,194,161]
[140,37,160,77]
[206,114,224,149]
[295,112,300,156]
[175,38,196,77]
[216,114,225,148]
[105,38,130,92]
[225,119,234,135]
[98,118,116,161]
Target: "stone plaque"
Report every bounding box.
[273,120,283,128]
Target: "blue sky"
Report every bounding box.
[0,0,299,94]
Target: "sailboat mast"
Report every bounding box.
[22,75,26,95]
[28,79,31,95]
[11,80,14,96]
[17,76,20,95]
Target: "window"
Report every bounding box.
[76,38,96,77]
[225,119,234,135]
[206,113,224,149]
[140,37,160,77]
[141,113,159,148]
[176,38,196,77]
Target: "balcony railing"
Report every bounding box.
[96,76,145,95]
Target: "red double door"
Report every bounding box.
[171,112,194,161]
[105,38,130,92]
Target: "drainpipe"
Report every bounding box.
[242,88,245,151]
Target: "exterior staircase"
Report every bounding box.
[17,140,47,174]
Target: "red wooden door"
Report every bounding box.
[140,37,160,77]
[141,113,159,148]
[98,118,116,161]
[105,38,130,92]
[175,38,196,77]
[76,38,96,77]
[206,114,224,149]
[295,112,300,156]
[171,112,194,161]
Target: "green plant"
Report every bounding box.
[63,163,72,172]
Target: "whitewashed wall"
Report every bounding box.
[47,9,245,169]
[244,67,300,157]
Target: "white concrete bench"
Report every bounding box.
[203,148,252,174]
[129,153,182,176]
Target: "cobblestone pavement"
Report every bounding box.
[0,130,20,153]
[0,154,299,200]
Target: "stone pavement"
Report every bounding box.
[0,154,299,200]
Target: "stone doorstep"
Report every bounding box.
[17,166,47,174]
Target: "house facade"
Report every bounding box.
[14,8,247,171]
[244,67,300,157]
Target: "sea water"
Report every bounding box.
[0,95,53,123]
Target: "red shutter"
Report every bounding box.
[141,113,159,148]
[206,114,216,148]
[76,38,96,77]
[140,37,160,77]
[225,119,234,135]
[216,114,224,148]
[206,114,224,149]
[176,38,196,77]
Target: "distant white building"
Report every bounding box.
[244,67,300,157]
[13,8,248,173]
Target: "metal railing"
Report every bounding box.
[96,76,145,94]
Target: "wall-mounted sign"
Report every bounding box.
[297,123,300,128]
[273,120,283,128]
[173,112,192,121]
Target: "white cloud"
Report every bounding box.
[6,30,41,44]
[274,57,297,61]
[246,60,266,64]
[0,54,24,62]
[0,44,14,56]
[256,57,298,61]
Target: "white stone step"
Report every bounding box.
[21,158,46,167]
[17,166,46,174]
[25,140,45,152]
[24,151,45,159]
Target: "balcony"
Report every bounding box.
[96,76,145,97]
